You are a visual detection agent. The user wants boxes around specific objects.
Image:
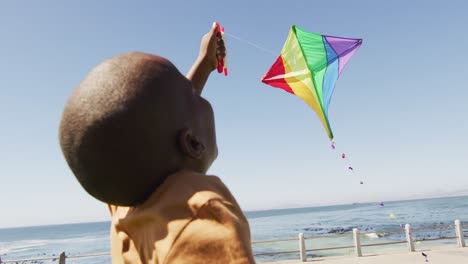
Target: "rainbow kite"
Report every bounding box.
[261,25,362,140]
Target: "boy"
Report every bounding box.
[59,23,255,263]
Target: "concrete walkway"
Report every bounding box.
[262,247,468,264]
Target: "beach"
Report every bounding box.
[263,247,468,263]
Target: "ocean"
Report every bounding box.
[1,196,467,263]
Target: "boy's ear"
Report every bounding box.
[178,128,205,160]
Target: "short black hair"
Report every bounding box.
[59,52,192,206]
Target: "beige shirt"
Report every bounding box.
[109,170,255,264]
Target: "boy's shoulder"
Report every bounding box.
[149,169,238,214]
[109,169,238,219]
[108,170,253,263]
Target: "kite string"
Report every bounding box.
[224,32,277,56]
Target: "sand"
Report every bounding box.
[262,247,468,264]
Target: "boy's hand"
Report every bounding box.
[187,22,226,95]
[198,22,226,72]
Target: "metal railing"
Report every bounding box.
[1,219,466,263]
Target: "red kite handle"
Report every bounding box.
[216,22,227,76]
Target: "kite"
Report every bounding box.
[378,202,384,206]
[262,25,362,140]
[342,153,346,159]
[348,166,354,171]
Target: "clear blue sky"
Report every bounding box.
[1,0,468,228]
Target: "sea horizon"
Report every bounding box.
[2,193,467,230]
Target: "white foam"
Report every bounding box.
[0,235,108,255]
[0,240,47,254]
[365,232,386,239]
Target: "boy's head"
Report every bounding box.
[59,52,217,206]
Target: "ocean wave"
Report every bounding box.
[0,235,108,255]
[364,232,387,239]
[0,240,47,254]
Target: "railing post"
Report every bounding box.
[298,233,306,262]
[405,224,415,252]
[353,228,362,257]
[455,219,466,247]
[59,252,66,264]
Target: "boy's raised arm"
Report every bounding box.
[187,22,226,95]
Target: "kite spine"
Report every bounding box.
[292,25,334,140]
